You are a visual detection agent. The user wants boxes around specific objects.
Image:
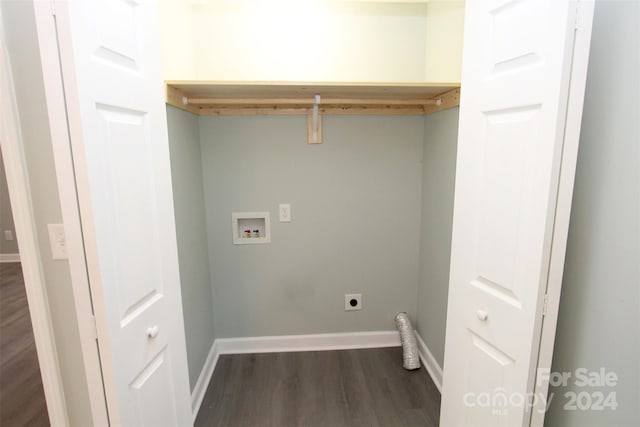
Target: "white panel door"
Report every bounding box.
[441,1,593,426]
[56,0,192,425]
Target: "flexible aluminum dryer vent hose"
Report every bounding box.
[394,312,421,370]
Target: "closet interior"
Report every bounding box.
[159,0,466,393]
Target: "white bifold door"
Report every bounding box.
[441,0,593,426]
[54,0,192,425]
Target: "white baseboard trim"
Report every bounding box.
[190,330,401,419]
[191,340,220,423]
[215,330,401,355]
[415,332,443,392]
[0,253,20,263]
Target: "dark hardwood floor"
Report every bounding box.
[0,262,49,427]
[195,347,441,427]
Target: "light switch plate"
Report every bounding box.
[47,223,68,260]
[279,203,291,222]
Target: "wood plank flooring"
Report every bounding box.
[0,262,49,427]
[195,347,441,427]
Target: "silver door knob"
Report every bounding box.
[476,310,488,321]
[146,325,159,339]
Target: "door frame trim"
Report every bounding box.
[530,2,595,425]
[41,0,124,422]
[30,2,111,424]
[0,8,69,426]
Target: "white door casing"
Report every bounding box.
[0,11,70,425]
[54,0,192,425]
[441,1,593,426]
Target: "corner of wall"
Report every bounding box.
[415,107,459,368]
[158,0,196,80]
[166,105,216,392]
[424,0,465,83]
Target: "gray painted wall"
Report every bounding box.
[545,2,639,426]
[167,106,216,391]
[0,151,19,254]
[199,115,424,337]
[1,1,93,424]
[415,107,459,367]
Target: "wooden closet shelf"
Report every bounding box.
[165,81,461,116]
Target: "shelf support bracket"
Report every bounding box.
[308,94,322,144]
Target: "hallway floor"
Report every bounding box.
[195,347,440,427]
[0,262,49,426]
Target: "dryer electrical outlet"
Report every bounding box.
[345,294,362,311]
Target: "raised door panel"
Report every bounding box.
[441,1,591,426]
[60,0,193,424]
